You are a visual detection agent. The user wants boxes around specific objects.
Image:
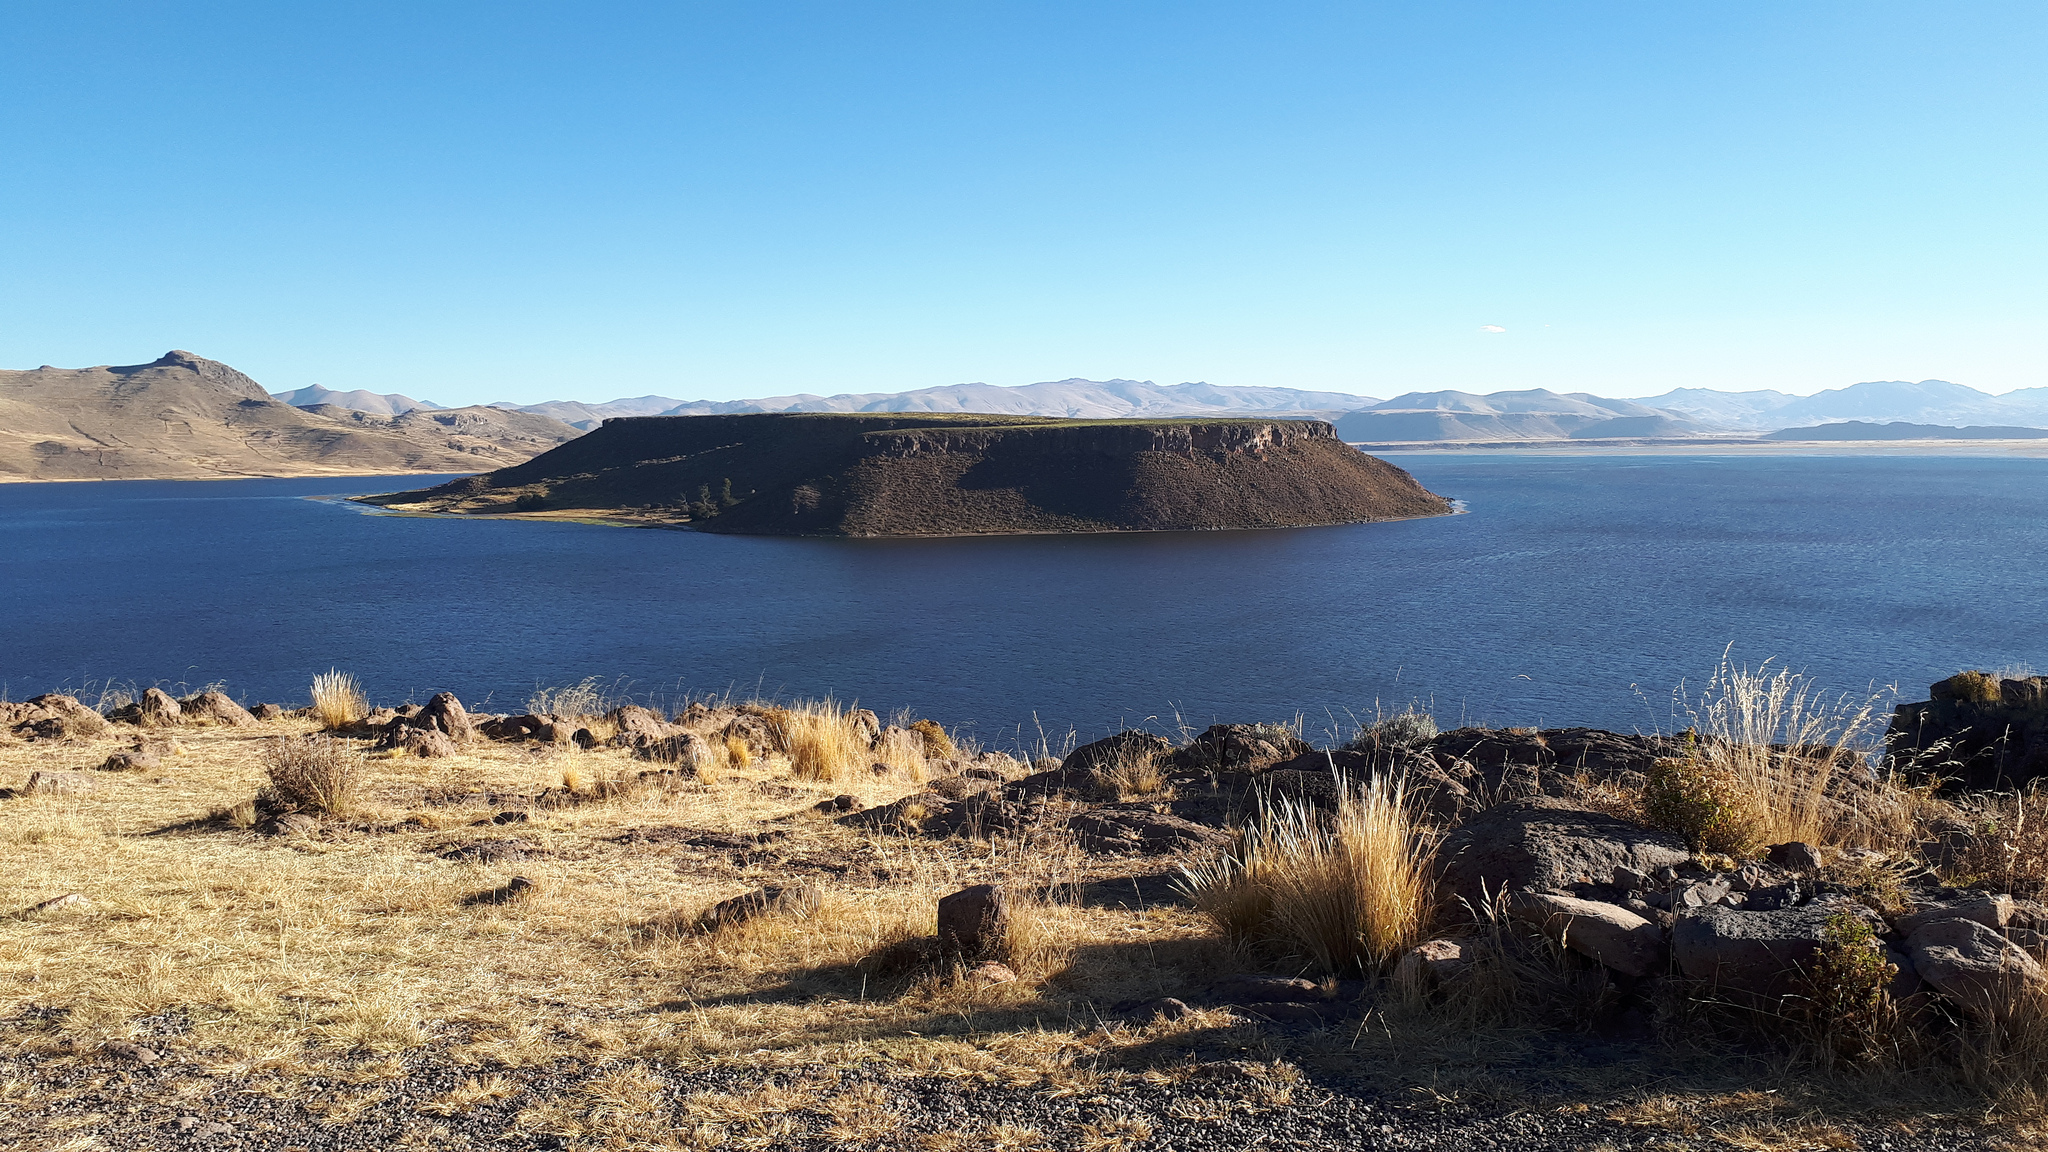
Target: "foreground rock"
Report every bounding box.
[3,695,108,741]
[1671,902,1884,998]
[1509,893,1666,977]
[1438,798,1691,906]
[376,692,476,755]
[1906,917,2048,1019]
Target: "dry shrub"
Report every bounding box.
[309,669,368,730]
[992,890,1079,981]
[1450,887,1621,1029]
[773,698,876,783]
[1659,651,1890,850]
[870,729,932,782]
[723,733,755,769]
[1952,980,2048,1106]
[261,735,364,816]
[1949,669,2005,705]
[1177,775,1439,976]
[1946,787,2048,897]
[909,718,956,760]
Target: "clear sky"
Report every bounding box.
[2,2,2042,406]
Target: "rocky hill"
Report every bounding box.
[361,412,1452,536]
[0,352,583,482]
[271,383,443,415]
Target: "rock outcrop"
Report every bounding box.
[1888,671,2048,790]
[360,412,1454,537]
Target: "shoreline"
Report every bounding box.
[1359,436,2048,457]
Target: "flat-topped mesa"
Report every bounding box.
[360,412,1454,538]
[865,419,1334,459]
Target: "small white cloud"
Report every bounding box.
[1479,325,1506,333]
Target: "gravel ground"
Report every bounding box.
[0,1043,2012,1152]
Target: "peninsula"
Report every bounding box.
[359,412,1453,535]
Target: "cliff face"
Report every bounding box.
[362,412,1454,536]
[0,351,584,481]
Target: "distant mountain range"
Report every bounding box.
[1764,420,2048,442]
[0,352,580,481]
[271,383,443,415]
[269,375,2048,442]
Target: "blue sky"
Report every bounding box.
[2,2,2041,406]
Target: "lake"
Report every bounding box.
[2,454,2044,750]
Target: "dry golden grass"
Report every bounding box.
[1178,774,1439,975]
[1652,652,1892,851]
[0,712,1199,1083]
[308,669,368,731]
[772,697,880,783]
[260,734,364,816]
[1,689,2042,1145]
[1090,747,1167,800]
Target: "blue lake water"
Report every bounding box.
[2,454,2044,749]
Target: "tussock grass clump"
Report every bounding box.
[773,698,877,783]
[309,669,368,730]
[527,677,618,718]
[261,735,365,816]
[1091,747,1167,799]
[1178,775,1439,976]
[1650,652,1891,851]
[1344,709,1439,754]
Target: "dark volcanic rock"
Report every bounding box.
[608,705,679,752]
[1065,806,1233,854]
[1172,724,1314,773]
[178,690,255,727]
[137,688,182,726]
[377,692,475,753]
[1438,797,1690,906]
[938,883,1008,958]
[359,412,1456,537]
[1671,901,1885,998]
[1889,672,2048,790]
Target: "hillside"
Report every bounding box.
[361,412,1452,536]
[271,383,442,415]
[1764,420,2048,441]
[0,352,583,482]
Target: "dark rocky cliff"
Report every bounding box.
[362,412,1453,536]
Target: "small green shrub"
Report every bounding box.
[1641,737,1764,856]
[1796,911,1898,1067]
